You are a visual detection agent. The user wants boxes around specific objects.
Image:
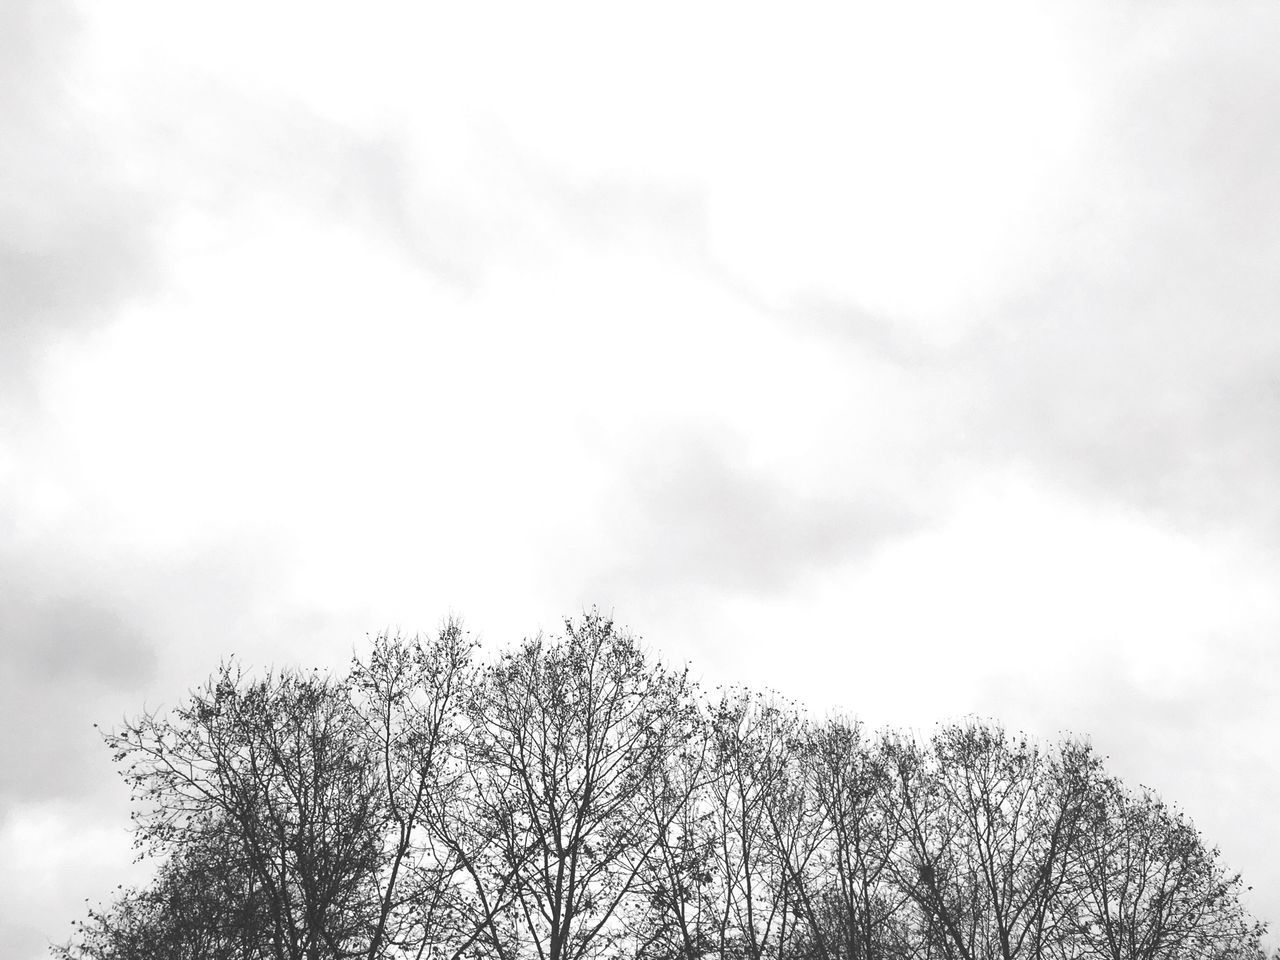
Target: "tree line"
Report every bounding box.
[59,612,1270,960]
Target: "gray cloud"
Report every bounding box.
[0,0,162,398]
[0,2,512,403]
[966,10,1280,536]
[510,151,709,261]
[590,434,918,600]
[0,522,333,816]
[135,86,496,288]
[2,595,152,689]
[0,541,156,810]
[0,672,122,814]
[781,7,1280,544]
[720,283,945,371]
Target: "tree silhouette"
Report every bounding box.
[58,612,1270,960]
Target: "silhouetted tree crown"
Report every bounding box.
[58,612,1270,960]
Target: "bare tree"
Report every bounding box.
[881,731,974,960]
[1071,778,1266,960]
[68,617,1271,960]
[705,691,815,960]
[106,665,384,960]
[757,708,829,960]
[802,718,913,960]
[348,623,519,960]
[464,612,699,960]
[55,827,270,960]
[883,723,1097,960]
[628,713,719,960]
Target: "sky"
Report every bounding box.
[2,1,1280,956]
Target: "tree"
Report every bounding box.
[106,663,385,960]
[346,623,509,960]
[64,616,1272,960]
[628,712,719,960]
[883,722,1098,960]
[86,625,511,960]
[1072,778,1266,960]
[802,717,912,960]
[55,827,269,960]
[463,612,700,960]
[705,691,814,960]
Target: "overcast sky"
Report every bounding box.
[4,2,1280,956]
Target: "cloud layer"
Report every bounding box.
[4,1,1280,956]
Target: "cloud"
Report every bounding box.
[0,514,342,816]
[0,527,157,810]
[1,0,530,404]
[769,4,1280,544]
[122,83,512,289]
[0,0,161,397]
[3,596,152,688]
[962,9,1280,537]
[589,433,919,600]
[0,594,149,811]
[6,1,1280,955]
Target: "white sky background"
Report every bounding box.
[3,1,1280,955]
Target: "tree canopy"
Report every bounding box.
[59,612,1270,960]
